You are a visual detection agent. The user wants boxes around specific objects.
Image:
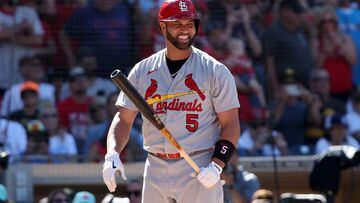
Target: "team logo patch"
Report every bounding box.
[185,73,205,101]
[179,1,188,12]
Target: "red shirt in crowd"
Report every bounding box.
[319,40,353,94]
[57,97,92,140]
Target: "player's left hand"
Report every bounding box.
[196,161,222,188]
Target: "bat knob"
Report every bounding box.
[110,69,121,79]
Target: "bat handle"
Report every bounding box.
[179,149,201,173]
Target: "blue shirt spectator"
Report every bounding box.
[62,0,136,75]
[263,0,314,98]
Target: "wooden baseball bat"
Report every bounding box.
[110,69,200,173]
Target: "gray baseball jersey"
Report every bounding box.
[115,46,239,154]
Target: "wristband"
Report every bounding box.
[212,139,236,165]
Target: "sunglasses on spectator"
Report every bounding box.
[41,113,58,119]
[126,190,141,197]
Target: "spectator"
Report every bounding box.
[0,0,44,92]
[222,153,260,203]
[135,0,162,58]
[345,91,360,141]
[251,189,274,203]
[337,0,360,89]
[306,69,345,145]
[206,0,263,61]
[62,187,76,201]
[124,116,146,162]
[0,184,9,203]
[85,93,145,162]
[47,188,71,203]
[237,0,267,87]
[205,22,229,59]
[46,67,67,103]
[83,93,116,159]
[224,38,266,123]
[8,81,41,129]
[23,0,57,66]
[72,191,95,203]
[203,1,262,60]
[315,114,359,154]
[231,0,263,58]
[46,0,86,67]
[308,69,346,114]
[271,76,310,153]
[313,8,356,102]
[89,98,107,125]
[1,55,55,116]
[57,67,92,155]
[77,51,117,97]
[24,120,49,162]
[0,118,27,162]
[60,0,137,75]
[264,0,314,98]
[238,112,288,156]
[60,51,117,101]
[39,101,77,163]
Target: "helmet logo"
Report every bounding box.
[179,1,188,12]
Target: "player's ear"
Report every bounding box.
[159,22,166,33]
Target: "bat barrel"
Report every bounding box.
[110,69,165,130]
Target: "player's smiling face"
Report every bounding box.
[161,19,196,50]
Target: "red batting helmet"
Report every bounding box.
[158,0,200,34]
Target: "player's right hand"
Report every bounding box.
[196,161,222,189]
[103,151,127,192]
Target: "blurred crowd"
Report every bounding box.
[1,0,358,203]
[0,0,359,167]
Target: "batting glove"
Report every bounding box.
[197,161,222,188]
[103,151,127,192]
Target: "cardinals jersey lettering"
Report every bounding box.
[116,47,240,154]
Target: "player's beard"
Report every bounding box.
[166,30,195,50]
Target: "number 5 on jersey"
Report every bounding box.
[186,114,198,132]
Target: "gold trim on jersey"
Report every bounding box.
[146,89,205,105]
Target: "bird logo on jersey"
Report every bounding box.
[145,79,159,100]
[185,73,205,101]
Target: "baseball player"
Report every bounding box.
[103,0,241,202]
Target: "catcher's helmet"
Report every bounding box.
[158,0,200,34]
